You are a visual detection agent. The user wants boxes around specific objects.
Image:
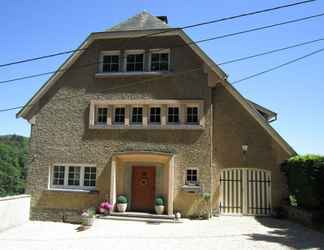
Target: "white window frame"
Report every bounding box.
[50,164,97,191]
[149,49,170,72]
[124,49,145,72]
[186,105,199,124]
[131,105,144,125]
[167,105,180,124]
[185,168,199,186]
[149,105,161,124]
[100,51,120,73]
[113,106,126,124]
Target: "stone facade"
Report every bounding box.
[23,33,293,221]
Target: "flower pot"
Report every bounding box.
[81,216,94,226]
[117,203,127,212]
[155,205,165,215]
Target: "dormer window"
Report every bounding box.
[150,49,170,71]
[125,50,144,72]
[101,51,120,73]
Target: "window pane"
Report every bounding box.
[127,53,144,72]
[68,166,80,186]
[186,168,198,185]
[102,55,119,73]
[187,107,198,123]
[150,107,161,123]
[114,108,125,123]
[168,107,179,123]
[84,167,96,187]
[150,52,169,71]
[53,166,65,185]
[132,107,143,124]
[97,108,108,123]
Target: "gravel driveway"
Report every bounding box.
[0,216,323,250]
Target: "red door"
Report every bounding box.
[132,166,155,212]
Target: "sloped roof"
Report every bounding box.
[108,11,170,31]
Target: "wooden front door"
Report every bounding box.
[132,166,155,211]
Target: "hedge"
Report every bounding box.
[281,155,324,210]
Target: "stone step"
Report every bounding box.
[98,215,179,224]
[110,211,175,220]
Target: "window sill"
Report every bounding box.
[90,124,204,130]
[47,188,99,194]
[182,185,202,193]
[95,71,173,78]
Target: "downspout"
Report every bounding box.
[209,86,214,218]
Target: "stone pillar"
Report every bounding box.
[168,156,175,215]
[110,157,117,210]
[143,105,148,127]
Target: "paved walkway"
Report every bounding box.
[0,217,323,250]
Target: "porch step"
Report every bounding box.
[98,212,179,223]
[111,211,175,220]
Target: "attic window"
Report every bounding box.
[101,51,120,73]
[150,49,170,71]
[125,50,144,72]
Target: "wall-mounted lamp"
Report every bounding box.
[242,144,249,155]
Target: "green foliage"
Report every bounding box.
[117,195,128,204]
[281,154,324,209]
[0,135,29,197]
[155,197,164,206]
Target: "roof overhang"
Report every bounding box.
[17,28,226,119]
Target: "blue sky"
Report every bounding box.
[0,0,323,154]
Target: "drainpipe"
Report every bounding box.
[209,86,214,218]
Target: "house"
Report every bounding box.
[17,11,295,221]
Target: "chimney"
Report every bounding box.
[156,16,168,24]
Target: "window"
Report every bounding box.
[126,51,144,72]
[68,166,80,186]
[168,107,179,123]
[84,167,96,187]
[132,107,143,124]
[101,52,120,73]
[187,107,199,124]
[53,166,65,185]
[150,107,161,123]
[114,107,125,123]
[97,107,108,124]
[150,50,169,71]
[51,165,96,190]
[186,168,198,186]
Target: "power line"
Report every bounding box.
[232,47,324,84]
[1,12,324,86]
[218,37,324,65]
[0,0,316,68]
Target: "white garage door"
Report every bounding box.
[219,168,271,216]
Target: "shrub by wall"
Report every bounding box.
[281,155,324,210]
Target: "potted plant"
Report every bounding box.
[81,207,96,226]
[116,195,128,212]
[98,200,113,215]
[155,196,165,215]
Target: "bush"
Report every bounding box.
[281,155,324,210]
[155,197,164,206]
[117,195,128,204]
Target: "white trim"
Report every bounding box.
[149,48,170,72]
